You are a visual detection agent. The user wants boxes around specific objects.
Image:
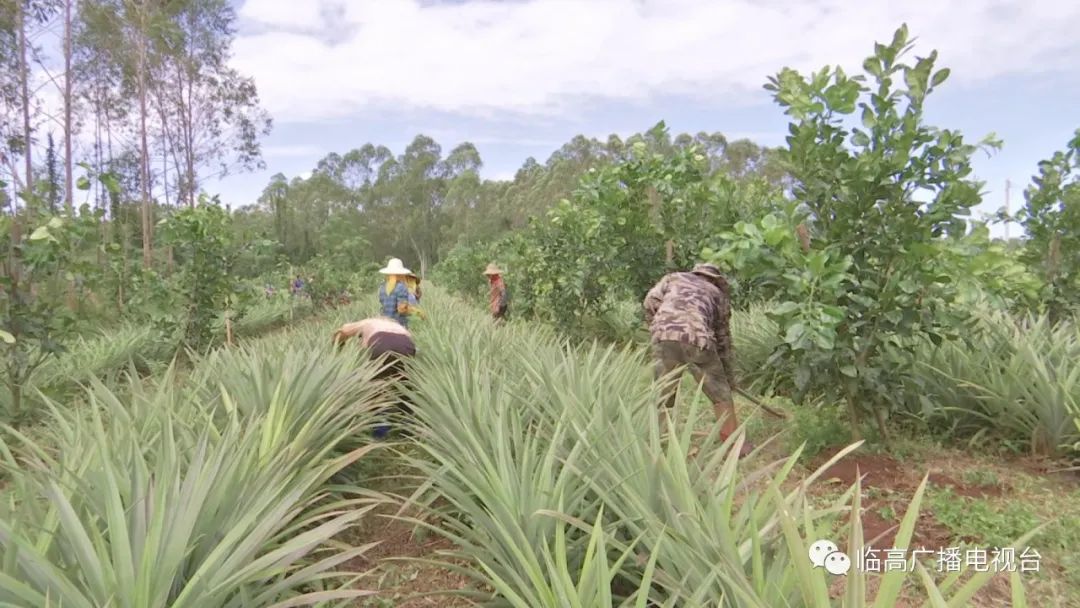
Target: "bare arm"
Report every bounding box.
[333,320,370,347]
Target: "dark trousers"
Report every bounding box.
[368,332,416,419]
[652,340,733,409]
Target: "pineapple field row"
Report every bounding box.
[2,286,1077,606]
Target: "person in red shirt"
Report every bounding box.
[483,263,509,322]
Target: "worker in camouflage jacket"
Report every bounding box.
[643,262,751,457]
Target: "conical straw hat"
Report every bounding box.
[379,258,411,275]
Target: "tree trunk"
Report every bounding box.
[95,101,106,268]
[162,123,170,206]
[160,122,174,277]
[845,391,863,442]
[138,30,153,269]
[796,223,811,252]
[119,222,128,311]
[645,184,674,265]
[63,0,74,214]
[152,74,185,206]
[64,0,77,311]
[186,12,197,208]
[17,0,33,196]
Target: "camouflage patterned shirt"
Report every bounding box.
[642,271,734,369]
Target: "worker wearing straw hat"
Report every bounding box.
[483,263,509,322]
[405,270,422,303]
[402,270,427,320]
[643,262,751,458]
[378,258,424,327]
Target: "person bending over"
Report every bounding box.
[643,262,751,457]
[333,316,417,438]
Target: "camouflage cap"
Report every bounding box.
[691,263,724,280]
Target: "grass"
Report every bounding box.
[927,490,1042,549]
[745,402,1080,606]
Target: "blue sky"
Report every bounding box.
[208,0,1080,237]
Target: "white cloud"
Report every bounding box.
[231,0,1080,124]
[262,144,326,158]
[403,126,565,148]
[238,0,326,29]
[485,169,518,182]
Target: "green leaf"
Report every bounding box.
[839,365,857,378]
[76,175,91,190]
[821,305,846,320]
[771,301,800,316]
[28,226,52,241]
[811,331,835,350]
[849,294,875,308]
[890,23,909,50]
[784,322,807,345]
[930,68,950,87]
[861,106,876,129]
[851,131,871,147]
[0,329,14,344]
[100,173,121,195]
[764,226,787,247]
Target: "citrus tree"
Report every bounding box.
[0,167,118,420]
[0,214,81,420]
[1008,128,1080,323]
[158,196,246,351]
[463,133,776,331]
[710,24,998,441]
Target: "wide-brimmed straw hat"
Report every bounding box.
[379,258,411,275]
[691,263,724,280]
[482,263,504,275]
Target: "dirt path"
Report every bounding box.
[345,503,477,607]
[338,448,484,607]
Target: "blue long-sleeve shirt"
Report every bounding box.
[378,281,412,326]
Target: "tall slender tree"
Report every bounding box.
[62,0,74,214]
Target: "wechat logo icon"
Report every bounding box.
[809,539,851,576]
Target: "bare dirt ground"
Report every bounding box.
[798,444,1079,607]
[338,449,485,608]
[344,500,479,607]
